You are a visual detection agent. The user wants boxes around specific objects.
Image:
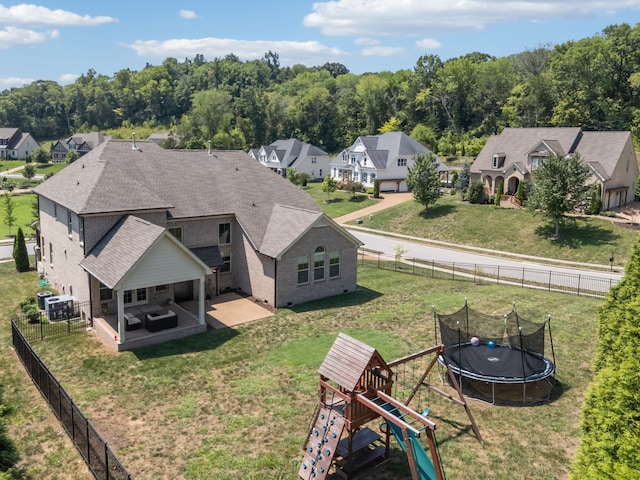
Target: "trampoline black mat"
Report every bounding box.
[441,343,554,383]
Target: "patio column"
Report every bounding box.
[116,289,126,343]
[198,274,205,325]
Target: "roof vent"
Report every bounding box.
[208,140,216,157]
[132,132,140,150]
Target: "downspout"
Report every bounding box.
[273,258,277,308]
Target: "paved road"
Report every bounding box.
[349,229,621,295]
[0,241,36,261]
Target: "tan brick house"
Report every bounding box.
[471,127,639,210]
[33,140,361,347]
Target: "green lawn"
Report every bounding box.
[0,193,37,240]
[355,193,640,267]
[303,182,379,217]
[1,263,602,480]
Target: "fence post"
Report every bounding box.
[431,260,434,278]
[105,443,109,480]
[377,252,380,269]
[577,275,581,296]
[497,265,500,284]
[549,271,552,291]
[86,420,90,469]
[522,268,525,287]
[452,263,455,280]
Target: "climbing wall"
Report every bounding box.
[299,407,345,480]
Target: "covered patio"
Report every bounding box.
[93,302,206,351]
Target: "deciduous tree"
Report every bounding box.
[526,152,591,238]
[406,152,442,211]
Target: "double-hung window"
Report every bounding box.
[314,247,325,282]
[329,251,340,278]
[297,256,309,285]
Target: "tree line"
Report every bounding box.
[2,24,640,153]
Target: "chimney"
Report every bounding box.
[208,140,216,156]
[132,132,139,150]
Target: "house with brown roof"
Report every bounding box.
[0,127,39,160]
[34,140,361,349]
[329,132,435,192]
[50,132,111,162]
[249,138,331,181]
[471,127,639,210]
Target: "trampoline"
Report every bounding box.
[435,302,556,405]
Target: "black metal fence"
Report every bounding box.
[11,322,132,480]
[12,300,91,343]
[359,250,617,298]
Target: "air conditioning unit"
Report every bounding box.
[44,295,77,322]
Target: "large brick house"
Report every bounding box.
[471,127,639,210]
[34,140,361,349]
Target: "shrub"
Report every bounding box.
[373,179,380,198]
[13,227,29,272]
[588,183,602,215]
[466,180,484,204]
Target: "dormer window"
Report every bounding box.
[492,154,505,169]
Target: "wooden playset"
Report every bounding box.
[299,333,482,480]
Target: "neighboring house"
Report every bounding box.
[0,128,38,160]
[329,132,434,192]
[50,132,111,162]
[471,127,639,210]
[249,138,331,181]
[147,132,179,146]
[33,140,361,349]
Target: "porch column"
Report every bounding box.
[198,274,205,325]
[116,289,126,343]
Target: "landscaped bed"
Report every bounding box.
[3,266,601,480]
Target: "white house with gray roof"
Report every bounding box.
[471,127,638,210]
[249,138,331,181]
[329,131,434,192]
[34,140,361,350]
[0,128,39,160]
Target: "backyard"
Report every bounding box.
[2,262,601,479]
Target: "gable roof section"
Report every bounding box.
[34,140,320,253]
[269,138,328,168]
[80,215,211,289]
[259,205,362,259]
[575,131,634,180]
[318,333,388,392]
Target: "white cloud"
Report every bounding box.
[0,4,117,27]
[361,45,405,57]
[124,37,348,67]
[303,0,640,36]
[0,26,58,48]
[59,73,80,85]
[416,38,442,50]
[0,76,34,88]
[179,10,198,19]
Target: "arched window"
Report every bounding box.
[314,246,325,281]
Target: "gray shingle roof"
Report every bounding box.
[35,140,322,255]
[268,138,328,168]
[259,205,324,258]
[330,132,431,169]
[80,216,165,288]
[471,128,632,180]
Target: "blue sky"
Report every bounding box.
[1,1,640,90]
